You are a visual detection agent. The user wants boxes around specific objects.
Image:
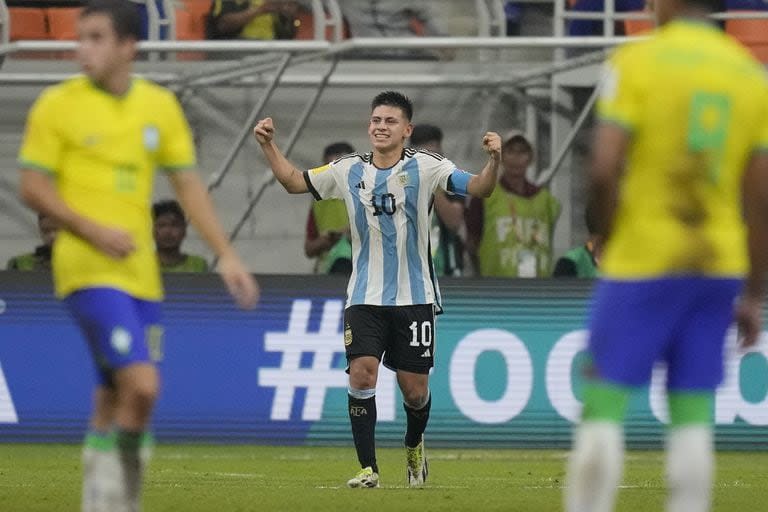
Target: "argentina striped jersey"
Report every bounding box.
[303,148,471,312]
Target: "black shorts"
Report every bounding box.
[344,304,436,374]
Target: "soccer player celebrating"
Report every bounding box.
[564,0,768,509]
[16,1,259,510]
[253,91,501,488]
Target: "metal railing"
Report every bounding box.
[0,0,8,46]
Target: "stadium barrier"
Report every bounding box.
[0,272,766,449]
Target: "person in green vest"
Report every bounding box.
[6,213,59,271]
[304,142,355,275]
[553,204,602,278]
[466,130,560,277]
[409,124,465,277]
[152,199,209,273]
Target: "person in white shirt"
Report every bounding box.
[253,90,501,489]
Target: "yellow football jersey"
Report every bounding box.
[597,20,768,279]
[18,76,196,299]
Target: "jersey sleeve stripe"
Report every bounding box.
[303,170,322,200]
[160,163,195,173]
[17,159,55,175]
[596,115,635,133]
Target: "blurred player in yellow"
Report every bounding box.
[564,0,768,510]
[16,1,259,511]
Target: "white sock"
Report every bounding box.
[82,444,125,512]
[666,425,713,512]
[564,421,624,512]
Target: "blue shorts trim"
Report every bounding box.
[587,276,742,391]
[64,288,162,386]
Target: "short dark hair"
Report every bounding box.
[323,142,355,161]
[152,199,185,223]
[81,0,142,41]
[371,91,413,121]
[410,124,443,147]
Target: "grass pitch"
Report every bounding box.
[1,444,766,511]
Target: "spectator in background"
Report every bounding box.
[304,142,355,276]
[553,205,602,278]
[6,213,59,271]
[153,200,209,273]
[567,0,645,36]
[410,124,465,277]
[466,131,560,278]
[206,0,303,40]
[338,1,448,59]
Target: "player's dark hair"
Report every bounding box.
[371,91,413,121]
[81,0,142,41]
[685,0,723,12]
[410,124,443,147]
[323,142,355,161]
[152,199,186,223]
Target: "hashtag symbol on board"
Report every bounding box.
[258,299,348,421]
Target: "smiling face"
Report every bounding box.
[368,105,413,154]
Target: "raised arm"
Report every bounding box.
[466,132,502,198]
[253,117,309,194]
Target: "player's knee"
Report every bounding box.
[402,388,429,409]
[120,381,159,413]
[349,370,376,389]
[348,359,378,388]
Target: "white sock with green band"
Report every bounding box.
[565,421,624,512]
[666,426,713,512]
[82,430,123,512]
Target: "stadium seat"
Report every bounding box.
[174,2,208,60]
[175,8,201,40]
[293,9,350,41]
[46,7,82,40]
[8,7,48,41]
[180,0,210,39]
[623,13,654,35]
[726,14,768,63]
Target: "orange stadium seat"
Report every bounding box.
[8,7,48,41]
[623,13,654,35]
[179,0,210,39]
[46,7,82,40]
[726,14,768,63]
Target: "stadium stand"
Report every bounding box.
[8,7,47,40]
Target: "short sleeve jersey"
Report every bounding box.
[18,76,196,299]
[597,20,768,279]
[304,148,472,311]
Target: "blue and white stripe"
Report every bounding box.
[305,149,468,311]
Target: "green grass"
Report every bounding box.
[1,444,767,511]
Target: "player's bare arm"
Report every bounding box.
[466,131,502,198]
[19,169,135,259]
[736,151,768,348]
[168,171,260,309]
[588,123,630,238]
[253,117,309,194]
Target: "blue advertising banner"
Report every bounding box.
[0,273,766,449]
